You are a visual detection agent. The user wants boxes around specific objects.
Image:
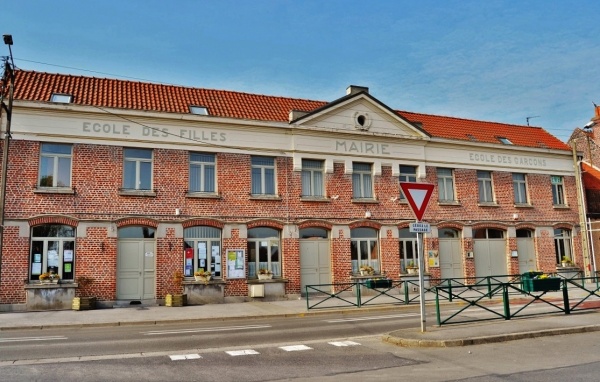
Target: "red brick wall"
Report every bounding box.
[0,139,582,304]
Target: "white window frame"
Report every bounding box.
[301,159,324,197]
[437,168,455,202]
[189,152,216,193]
[352,162,373,199]
[477,170,494,203]
[551,175,565,206]
[251,156,276,195]
[30,224,75,282]
[184,226,222,278]
[123,148,153,190]
[399,165,417,200]
[399,228,417,273]
[513,173,528,204]
[351,228,379,273]
[247,227,280,278]
[554,228,572,264]
[38,143,72,188]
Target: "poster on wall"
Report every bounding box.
[47,250,59,267]
[428,250,439,267]
[64,250,73,262]
[226,249,245,279]
[184,248,194,276]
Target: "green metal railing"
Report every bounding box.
[434,276,600,326]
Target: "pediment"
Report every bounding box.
[290,93,429,139]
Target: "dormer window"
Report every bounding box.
[498,137,513,145]
[189,105,209,115]
[50,93,73,103]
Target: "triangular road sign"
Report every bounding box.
[400,182,434,221]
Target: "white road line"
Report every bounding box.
[325,313,418,323]
[279,345,312,351]
[329,341,361,347]
[141,324,271,335]
[226,349,260,356]
[169,354,202,361]
[0,336,68,343]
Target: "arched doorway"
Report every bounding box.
[439,228,463,279]
[517,229,536,272]
[474,228,507,278]
[299,227,330,294]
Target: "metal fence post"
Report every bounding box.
[435,287,441,326]
[404,280,409,304]
[503,284,511,320]
[562,279,570,315]
[356,280,361,308]
[447,279,452,303]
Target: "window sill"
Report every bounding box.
[249,195,282,201]
[351,198,379,204]
[186,192,221,199]
[24,282,77,289]
[118,190,157,197]
[553,204,570,209]
[34,187,75,195]
[247,278,288,284]
[514,203,534,208]
[478,202,499,207]
[183,279,225,285]
[300,196,330,202]
[438,201,461,206]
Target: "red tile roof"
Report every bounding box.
[582,162,600,190]
[11,70,569,151]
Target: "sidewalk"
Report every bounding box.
[2,297,600,347]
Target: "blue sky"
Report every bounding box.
[3,1,600,142]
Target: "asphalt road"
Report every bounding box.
[2,304,599,381]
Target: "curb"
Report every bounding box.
[382,324,600,347]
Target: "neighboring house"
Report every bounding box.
[0,70,581,311]
[569,106,600,275]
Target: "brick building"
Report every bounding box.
[0,70,581,311]
[569,105,600,275]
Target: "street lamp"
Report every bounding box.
[0,34,15,288]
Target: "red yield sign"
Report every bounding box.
[400,182,434,221]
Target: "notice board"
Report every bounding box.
[226,249,246,279]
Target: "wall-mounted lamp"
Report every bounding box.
[175,208,181,216]
[330,195,339,200]
[512,213,519,220]
[390,196,398,202]
[365,211,372,219]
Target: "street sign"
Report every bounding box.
[410,222,431,233]
[400,182,434,221]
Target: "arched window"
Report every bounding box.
[439,228,459,238]
[351,227,379,274]
[184,226,222,278]
[30,224,75,282]
[299,227,328,239]
[247,227,280,278]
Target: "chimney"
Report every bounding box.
[346,85,369,96]
[289,110,309,122]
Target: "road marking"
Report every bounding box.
[169,354,202,361]
[324,313,418,323]
[226,349,260,356]
[279,345,312,351]
[0,336,68,343]
[141,324,271,335]
[329,341,361,347]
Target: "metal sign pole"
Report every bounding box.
[417,229,426,332]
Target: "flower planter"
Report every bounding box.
[165,293,187,307]
[258,274,273,280]
[522,278,561,292]
[195,275,211,283]
[406,268,418,275]
[72,296,97,311]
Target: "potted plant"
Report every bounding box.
[406,261,419,275]
[39,272,51,284]
[194,269,212,283]
[257,268,273,280]
[49,272,60,284]
[359,264,374,276]
[72,276,96,310]
[165,270,187,307]
[561,256,573,267]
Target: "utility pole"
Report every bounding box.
[0,34,15,288]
